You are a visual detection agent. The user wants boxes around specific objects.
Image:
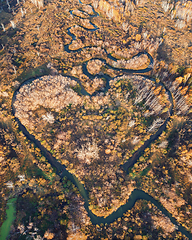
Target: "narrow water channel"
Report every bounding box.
[0,198,17,240]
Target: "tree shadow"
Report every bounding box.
[157,42,171,63]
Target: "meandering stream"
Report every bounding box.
[7,0,192,239]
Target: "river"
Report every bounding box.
[0,198,17,240]
[7,0,192,239]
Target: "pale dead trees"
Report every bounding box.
[30,0,44,9]
[148,118,164,132]
[21,8,24,17]
[162,0,192,29]
[158,140,168,148]
[42,112,55,124]
[13,66,17,75]
[170,79,190,115]
[175,3,192,23]
[129,120,135,128]
[18,222,42,239]
[5,181,14,188]
[135,0,146,5]
[132,136,140,145]
[14,75,83,128]
[146,97,162,113]
[134,83,151,105]
[143,31,148,39]
[135,85,164,115]
[75,139,99,164]
[6,0,11,11]
[107,8,114,20]
[171,10,175,20]
[112,54,148,69]
[175,96,189,115]
[111,75,169,117]
[122,22,129,31]
[162,1,171,12]
[13,48,16,54]
[125,1,134,13]
[0,91,9,97]
[18,224,25,234]
[175,19,186,29]
[18,174,25,181]
[38,0,43,8]
[10,20,16,29]
[93,0,99,9]
[12,9,16,15]
[1,23,5,32]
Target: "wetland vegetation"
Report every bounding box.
[0,0,192,239]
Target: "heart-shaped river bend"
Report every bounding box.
[10,0,192,238]
[13,72,171,217]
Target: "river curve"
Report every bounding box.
[10,1,192,239]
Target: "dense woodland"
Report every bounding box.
[0,0,192,239]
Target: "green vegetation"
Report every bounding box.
[0,198,17,240]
